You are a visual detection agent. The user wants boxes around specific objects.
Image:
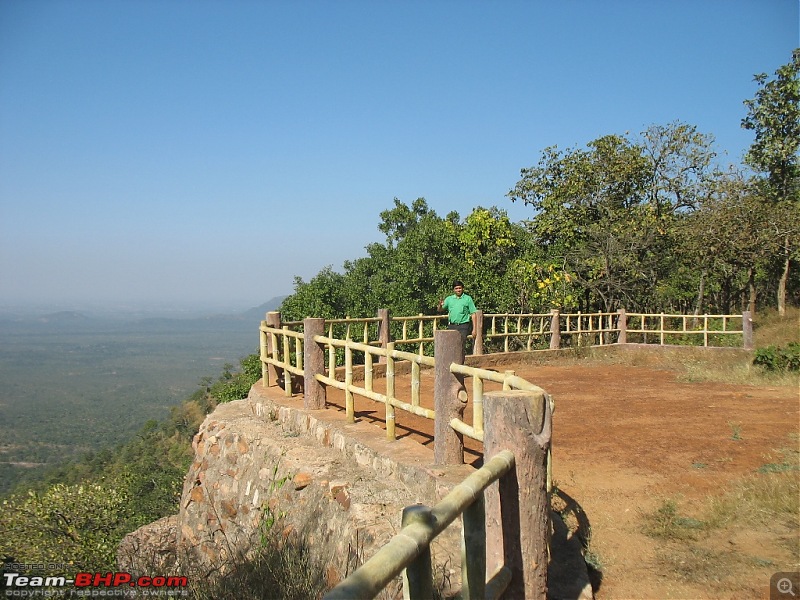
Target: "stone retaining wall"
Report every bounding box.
[119,382,473,595]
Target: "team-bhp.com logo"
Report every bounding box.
[3,571,189,597]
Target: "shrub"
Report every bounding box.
[211,353,262,403]
[753,342,800,372]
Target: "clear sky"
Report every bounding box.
[0,0,797,313]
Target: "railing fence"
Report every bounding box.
[257,307,752,599]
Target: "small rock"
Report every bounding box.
[335,488,351,511]
[293,472,313,490]
[329,480,348,497]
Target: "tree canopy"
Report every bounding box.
[280,51,799,320]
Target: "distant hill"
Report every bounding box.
[0,296,289,331]
[240,296,288,321]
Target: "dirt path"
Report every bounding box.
[324,356,799,599]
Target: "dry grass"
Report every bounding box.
[753,306,800,348]
[642,441,800,590]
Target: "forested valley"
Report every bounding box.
[1,50,797,586]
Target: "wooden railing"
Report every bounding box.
[624,312,748,346]
[315,336,435,435]
[323,450,517,600]
[259,322,555,598]
[257,307,752,598]
[263,309,753,364]
[324,386,553,600]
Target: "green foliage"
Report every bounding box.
[279,61,799,318]
[1,481,131,570]
[507,125,718,311]
[753,342,800,372]
[280,199,532,319]
[0,355,253,574]
[507,259,577,311]
[742,49,800,203]
[209,353,262,403]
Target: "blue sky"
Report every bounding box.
[0,0,797,312]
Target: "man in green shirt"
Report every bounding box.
[438,280,478,344]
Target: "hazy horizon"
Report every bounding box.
[0,294,288,319]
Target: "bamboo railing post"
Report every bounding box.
[259,319,269,386]
[549,309,561,350]
[617,308,627,344]
[742,310,753,350]
[378,308,390,364]
[386,342,396,439]
[483,389,552,600]
[266,311,281,385]
[281,327,292,397]
[401,505,435,600]
[461,493,486,600]
[303,317,325,410]
[434,329,466,466]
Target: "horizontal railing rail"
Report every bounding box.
[265,308,751,357]
[625,312,746,346]
[313,335,435,437]
[447,363,550,442]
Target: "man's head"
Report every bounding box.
[453,280,464,297]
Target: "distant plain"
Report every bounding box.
[0,304,278,494]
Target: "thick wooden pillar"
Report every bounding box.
[303,317,326,410]
[433,329,466,465]
[483,389,552,599]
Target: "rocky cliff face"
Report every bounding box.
[118,383,473,596]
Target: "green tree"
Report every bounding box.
[509,125,723,312]
[1,482,130,570]
[509,134,660,310]
[741,49,800,314]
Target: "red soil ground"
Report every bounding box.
[321,349,799,599]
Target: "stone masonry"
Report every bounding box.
[119,382,475,595]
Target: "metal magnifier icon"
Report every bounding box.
[778,578,796,596]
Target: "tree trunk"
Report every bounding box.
[693,269,706,327]
[777,234,789,317]
[747,266,757,316]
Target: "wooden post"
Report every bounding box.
[483,389,552,600]
[401,504,434,599]
[303,317,325,410]
[742,310,754,350]
[549,309,561,350]
[617,308,627,344]
[434,329,466,465]
[472,310,484,356]
[461,492,486,600]
[266,311,281,384]
[259,319,269,386]
[378,308,390,364]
